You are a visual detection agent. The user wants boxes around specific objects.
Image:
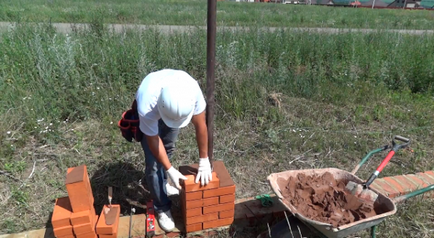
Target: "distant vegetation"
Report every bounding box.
[1,0,434,29]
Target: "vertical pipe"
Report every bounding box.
[206,0,217,167]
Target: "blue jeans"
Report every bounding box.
[141,119,179,213]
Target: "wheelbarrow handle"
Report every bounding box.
[393,184,434,203]
[365,136,411,188]
[392,135,410,151]
[351,145,389,175]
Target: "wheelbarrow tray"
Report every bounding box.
[267,168,397,238]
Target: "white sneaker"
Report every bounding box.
[157,210,175,232]
[166,183,180,196]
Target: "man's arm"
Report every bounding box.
[145,134,172,170]
[191,110,208,158]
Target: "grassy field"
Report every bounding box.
[1,0,434,29]
[1,20,434,237]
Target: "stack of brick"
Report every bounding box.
[179,161,236,233]
[51,165,98,238]
[371,170,434,199]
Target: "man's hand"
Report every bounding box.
[167,167,187,190]
[195,157,212,186]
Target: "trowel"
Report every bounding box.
[346,135,410,202]
[104,186,118,225]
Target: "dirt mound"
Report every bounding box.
[278,172,377,227]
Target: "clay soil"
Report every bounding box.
[278,172,378,228]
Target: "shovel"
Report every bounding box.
[346,135,411,202]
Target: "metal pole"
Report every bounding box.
[206,0,216,167]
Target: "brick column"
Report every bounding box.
[179,161,236,233]
[51,165,98,238]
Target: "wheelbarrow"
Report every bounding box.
[265,136,434,238]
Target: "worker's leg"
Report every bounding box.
[141,120,179,213]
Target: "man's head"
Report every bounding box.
[157,85,195,128]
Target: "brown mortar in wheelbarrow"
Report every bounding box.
[277,171,380,228]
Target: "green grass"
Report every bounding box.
[1,21,434,237]
[1,0,434,29]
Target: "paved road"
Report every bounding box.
[0,22,433,35]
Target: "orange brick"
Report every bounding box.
[185,207,202,218]
[203,202,235,214]
[181,172,220,192]
[52,197,72,228]
[219,209,234,219]
[372,178,400,198]
[203,217,234,229]
[71,206,96,226]
[186,212,218,225]
[66,165,94,212]
[405,174,429,189]
[185,223,202,233]
[203,185,236,198]
[416,172,434,185]
[75,231,98,238]
[383,177,405,196]
[426,171,434,177]
[53,225,74,237]
[392,176,418,193]
[73,213,97,235]
[220,194,236,204]
[185,197,219,209]
[369,181,385,194]
[96,205,120,235]
[99,234,117,238]
[185,191,203,201]
[57,235,75,238]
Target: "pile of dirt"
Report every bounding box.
[278,172,377,227]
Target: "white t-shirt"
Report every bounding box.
[135,69,206,136]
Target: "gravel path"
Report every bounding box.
[0,22,433,35]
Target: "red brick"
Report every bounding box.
[416,173,434,185]
[219,209,234,219]
[73,213,97,235]
[393,175,419,192]
[405,174,429,189]
[70,206,96,226]
[99,234,117,238]
[185,197,219,209]
[372,179,399,198]
[181,172,219,193]
[75,231,98,238]
[425,171,434,177]
[57,235,75,238]
[96,205,120,235]
[203,185,236,198]
[220,194,236,204]
[185,207,202,218]
[203,202,235,214]
[383,177,406,196]
[53,225,74,237]
[66,165,94,212]
[52,197,72,228]
[185,191,202,201]
[369,181,386,195]
[186,212,218,225]
[203,217,234,229]
[179,161,235,188]
[185,223,202,233]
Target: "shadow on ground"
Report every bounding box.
[89,161,151,216]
